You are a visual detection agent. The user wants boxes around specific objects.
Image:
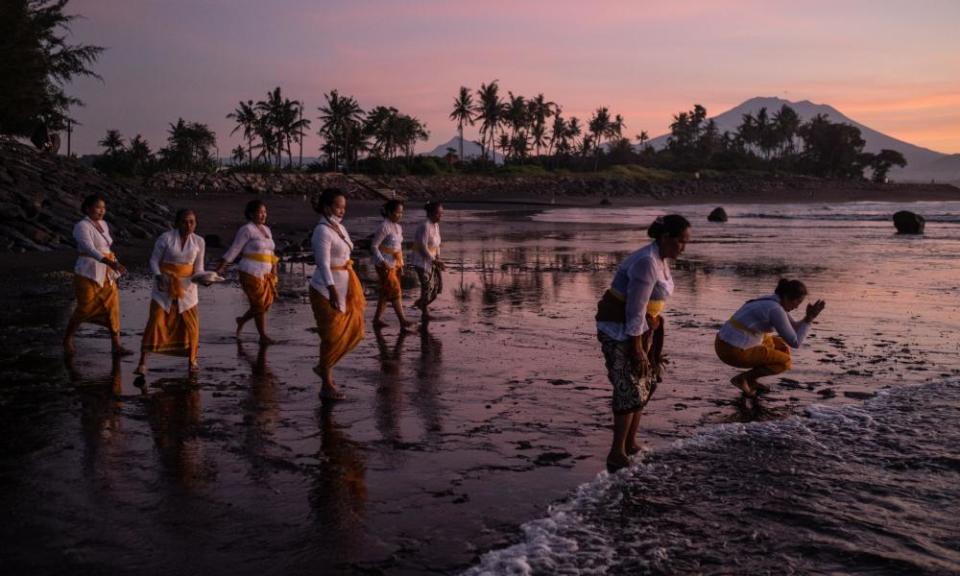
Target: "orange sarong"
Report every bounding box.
[715,334,792,375]
[310,261,366,372]
[377,264,402,300]
[240,271,277,314]
[141,262,198,360]
[71,274,120,333]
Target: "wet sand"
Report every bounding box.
[2,197,960,574]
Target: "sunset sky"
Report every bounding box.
[67,0,960,156]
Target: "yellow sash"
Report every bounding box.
[160,262,194,300]
[414,242,438,257]
[606,288,665,317]
[331,259,354,271]
[727,317,771,337]
[381,247,404,268]
[243,252,279,265]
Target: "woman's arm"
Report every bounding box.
[218,226,249,271]
[74,222,104,260]
[770,306,810,348]
[148,234,165,277]
[624,257,657,338]
[312,226,337,297]
[370,222,388,266]
[193,236,206,274]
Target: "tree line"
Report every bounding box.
[448,82,906,182]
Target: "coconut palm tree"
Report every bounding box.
[227,100,258,167]
[231,145,246,166]
[318,90,364,171]
[476,81,504,162]
[449,86,474,163]
[98,129,125,156]
[588,107,611,170]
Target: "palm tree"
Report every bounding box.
[98,129,125,156]
[318,90,364,171]
[588,107,611,170]
[231,145,246,166]
[227,100,258,167]
[449,86,474,163]
[636,130,650,150]
[476,80,504,162]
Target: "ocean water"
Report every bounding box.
[463,201,960,575]
[465,380,960,575]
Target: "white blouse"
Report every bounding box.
[309,217,354,311]
[371,219,403,268]
[73,217,117,286]
[148,229,206,313]
[597,242,674,341]
[717,295,811,349]
[222,222,276,277]
[412,221,441,270]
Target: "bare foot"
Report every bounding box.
[319,387,345,402]
[625,444,641,456]
[112,346,134,357]
[189,361,200,374]
[63,339,76,357]
[752,380,771,394]
[235,317,245,337]
[606,453,630,473]
[134,364,146,376]
[373,318,388,329]
[258,336,276,346]
[730,375,756,398]
[400,320,418,334]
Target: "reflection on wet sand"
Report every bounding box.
[68,355,123,475]
[238,343,280,483]
[310,403,367,559]
[412,325,445,442]
[145,382,204,489]
[375,327,408,448]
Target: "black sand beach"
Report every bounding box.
[2,196,960,575]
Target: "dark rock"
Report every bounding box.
[599,198,611,206]
[893,210,925,234]
[708,207,728,222]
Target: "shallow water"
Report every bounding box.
[2,200,959,575]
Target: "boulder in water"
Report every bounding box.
[708,207,728,222]
[892,211,925,234]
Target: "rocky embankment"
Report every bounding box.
[143,170,960,204]
[0,140,170,252]
[145,171,390,200]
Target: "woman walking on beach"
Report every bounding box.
[371,199,415,331]
[715,279,825,397]
[135,209,207,375]
[596,214,691,472]
[215,200,279,344]
[309,188,366,401]
[412,201,446,320]
[64,194,132,357]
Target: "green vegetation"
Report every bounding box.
[0,0,102,143]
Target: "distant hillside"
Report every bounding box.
[646,97,957,182]
[427,136,503,164]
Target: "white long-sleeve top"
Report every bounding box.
[411,221,441,270]
[597,242,674,342]
[309,217,353,310]
[148,229,206,313]
[370,219,403,268]
[221,222,276,277]
[717,295,811,349]
[73,217,117,286]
